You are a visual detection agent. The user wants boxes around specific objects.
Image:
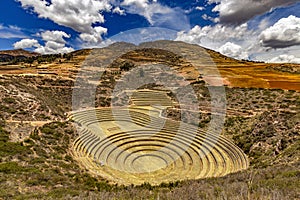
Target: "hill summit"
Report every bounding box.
[0,49,40,57]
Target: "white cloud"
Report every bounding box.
[208,0,299,24]
[13,39,40,49]
[258,18,271,31]
[250,44,300,63]
[112,7,126,15]
[39,30,71,44]
[176,23,259,60]
[195,6,205,11]
[37,30,75,54]
[176,23,253,48]
[202,14,220,23]
[175,21,300,63]
[267,54,300,63]
[108,27,177,45]
[17,0,111,45]
[260,15,300,49]
[219,42,248,60]
[121,0,190,31]
[79,26,108,45]
[17,0,111,33]
[35,43,74,54]
[16,0,190,46]
[121,0,168,24]
[0,24,26,39]
[13,30,74,54]
[8,25,22,31]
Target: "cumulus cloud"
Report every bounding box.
[79,27,108,46]
[175,20,300,63]
[176,23,258,60]
[13,39,40,49]
[112,7,126,15]
[202,14,220,23]
[38,30,71,44]
[16,0,111,45]
[35,42,74,54]
[267,54,300,63]
[176,23,253,48]
[16,0,190,46]
[17,0,111,33]
[208,0,299,24]
[13,30,74,54]
[219,42,249,60]
[37,30,74,54]
[259,15,300,49]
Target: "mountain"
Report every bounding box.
[0,49,40,63]
[0,40,299,199]
[87,40,300,91]
[0,49,40,57]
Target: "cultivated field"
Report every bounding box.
[70,89,248,185]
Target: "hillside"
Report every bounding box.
[0,49,40,63]
[0,49,40,57]
[0,41,299,199]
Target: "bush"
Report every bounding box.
[120,62,135,71]
[41,127,55,135]
[0,162,25,173]
[0,126,9,142]
[3,97,16,104]
[0,141,30,157]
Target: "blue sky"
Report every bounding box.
[1,0,300,63]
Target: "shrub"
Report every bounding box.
[3,97,16,104]
[0,162,25,173]
[0,141,30,157]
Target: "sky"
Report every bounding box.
[0,0,300,63]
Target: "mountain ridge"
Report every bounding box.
[0,49,40,57]
[0,40,300,91]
